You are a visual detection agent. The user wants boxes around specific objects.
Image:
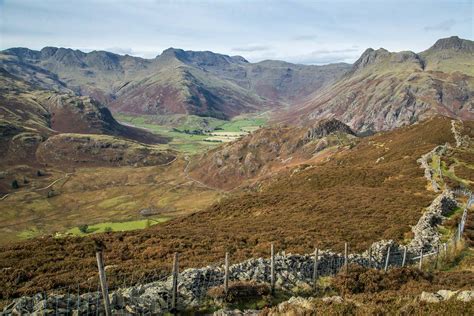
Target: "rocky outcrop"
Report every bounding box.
[428,36,474,52]
[305,119,355,140]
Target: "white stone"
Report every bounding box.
[420,291,442,303]
[457,290,474,302]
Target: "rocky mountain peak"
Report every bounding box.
[3,47,40,60]
[351,47,390,71]
[428,36,474,52]
[40,47,59,59]
[159,47,247,67]
[84,51,121,71]
[305,118,355,140]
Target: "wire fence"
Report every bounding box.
[2,191,471,315]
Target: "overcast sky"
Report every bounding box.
[0,0,472,64]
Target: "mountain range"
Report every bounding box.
[1,46,350,120]
[2,36,472,136]
[282,36,474,131]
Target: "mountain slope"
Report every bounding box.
[281,36,474,132]
[189,119,356,189]
[3,116,472,298]
[109,49,268,119]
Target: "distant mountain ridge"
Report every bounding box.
[1,36,472,130]
[1,46,351,119]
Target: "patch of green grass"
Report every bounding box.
[441,161,470,187]
[17,227,42,239]
[217,117,266,132]
[97,195,134,209]
[66,217,170,236]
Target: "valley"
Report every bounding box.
[0,33,473,314]
[114,112,267,154]
[0,157,224,244]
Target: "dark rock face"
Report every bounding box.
[305,119,355,140]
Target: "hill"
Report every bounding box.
[279,36,474,132]
[0,71,169,166]
[188,118,356,190]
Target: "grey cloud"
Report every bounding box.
[105,47,134,55]
[287,48,362,64]
[424,19,456,31]
[232,45,271,52]
[310,48,359,54]
[291,35,318,41]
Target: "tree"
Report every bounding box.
[78,224,89,233]
[11,180,19,189]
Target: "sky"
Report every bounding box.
[0,0,472,65]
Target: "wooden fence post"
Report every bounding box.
[419,249,423,270]
[402,246,407,267]
[458,222,462,241]
[224,252,229,293]
[312,248,319,286]
[344,243,348,274]
[171,252,179,312]
[434,244,440,269]
[270,243,275,294]
[95,251,111,316]
[384,246,391,272]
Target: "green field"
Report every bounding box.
[115,113,266,154]
[65,217,170,236]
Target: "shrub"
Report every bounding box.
[104,227,113,233]
[331,264,433,295]
[11,180,19,189]
[36,170,44,177]
[207,281,270,303]
[78,224,89,234]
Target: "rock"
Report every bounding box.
[213,309,260,315]
[305,119,355,140]
[420,291,442,303]
[457,290,474,302]
[437,289,458,300]
[322,296,344,304]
